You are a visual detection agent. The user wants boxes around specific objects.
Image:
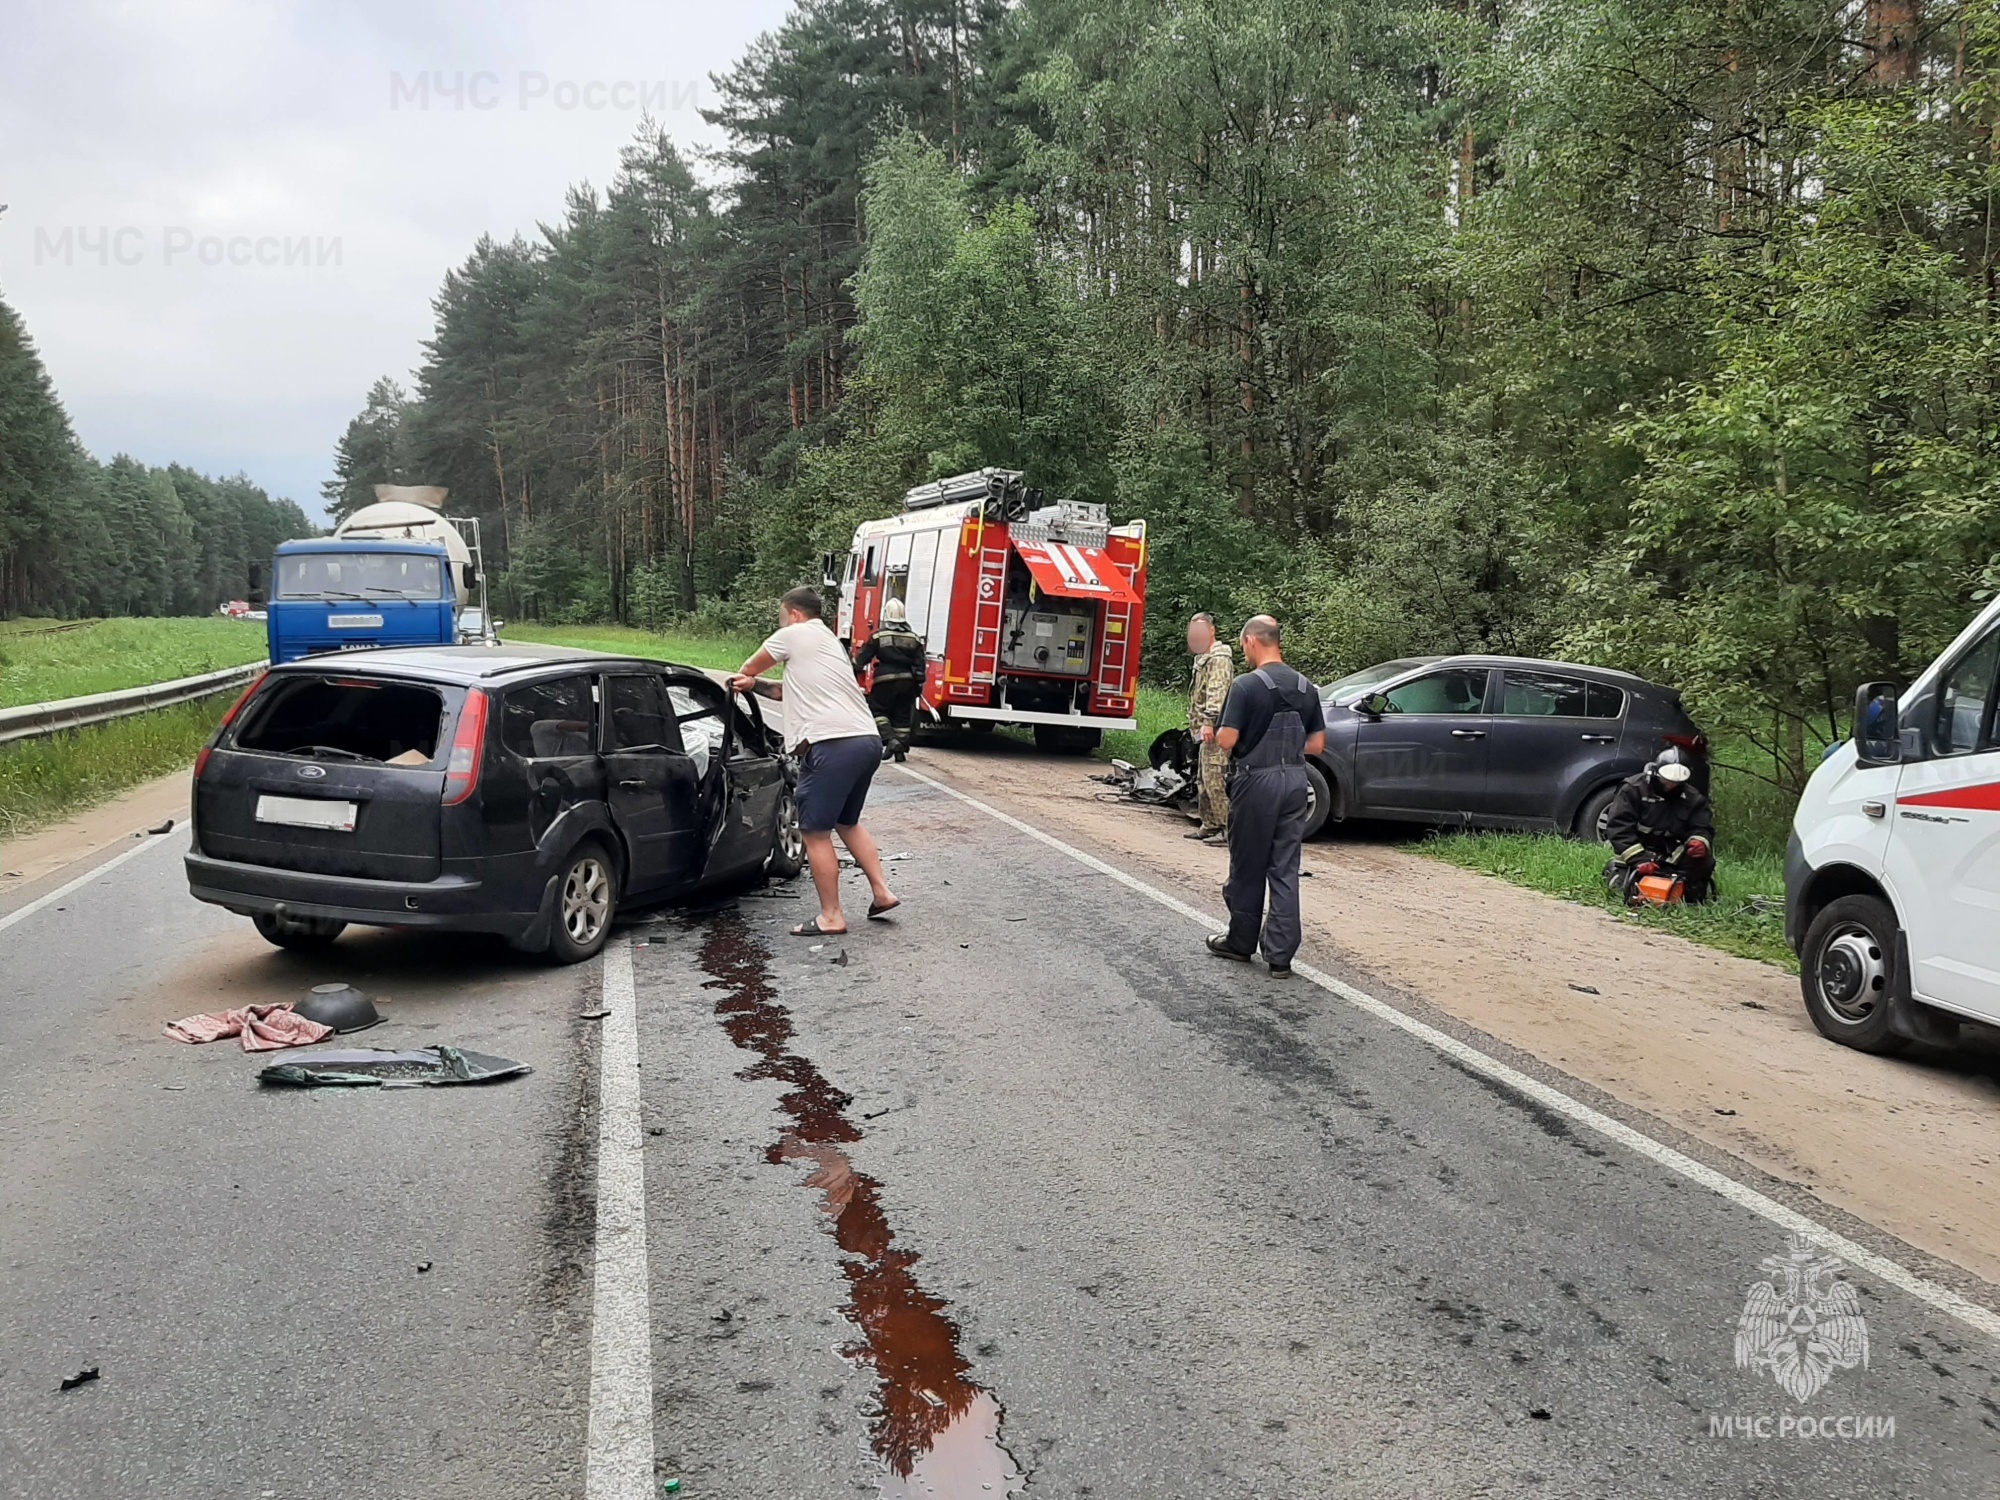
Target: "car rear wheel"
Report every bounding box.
[546,841,618,965]
[1573,783,1620,842]
[1302,760,1332,840]
[1800,894,1909,1054]
[766,787,806,879]
[252,911,346,951]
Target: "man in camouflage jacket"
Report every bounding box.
[1186,613,1235,843]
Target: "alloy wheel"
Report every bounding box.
[562,856,611,946]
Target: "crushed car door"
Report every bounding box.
[601,672,702,895]
[707,690,787,878]
[667,679,734,867]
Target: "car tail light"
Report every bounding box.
[442,689,488,806]
[1664,732,1708,757]
[193,671,268,781]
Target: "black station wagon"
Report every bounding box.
[1301,654,1710,840]
[185,644,802,962]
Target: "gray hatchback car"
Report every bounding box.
[1300,655,1709,839]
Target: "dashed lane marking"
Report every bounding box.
[586,940,656,1498]
[896,763,2000,1341]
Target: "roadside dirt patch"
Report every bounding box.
[0,768,189,899]
[908,742,2000,1290]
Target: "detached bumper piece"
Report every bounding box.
[258,1045,532,1089]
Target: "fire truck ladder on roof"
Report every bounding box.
[967,529,1011,688]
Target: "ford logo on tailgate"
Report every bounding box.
[297,765,327,779]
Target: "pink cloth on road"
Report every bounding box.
[165,1003,333,1051]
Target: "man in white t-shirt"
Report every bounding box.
[731,587,901,936]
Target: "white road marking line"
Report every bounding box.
[0,819,187,935]
[897,763,2000,1340]
[586,941,656,1499]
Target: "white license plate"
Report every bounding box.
[255,795,358,832]
[326,613,384,629]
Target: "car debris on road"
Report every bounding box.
[256,1045,532,1089]
[1091,759,1189,808]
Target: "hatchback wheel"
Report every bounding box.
[1573,783,1620,843]
[767,787,806,879]
[1799,895,1907,1054]
[547,841,618,964]
[1301,761,1332,839]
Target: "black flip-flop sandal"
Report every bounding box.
[791,918,848,937]
[867,898,901,920]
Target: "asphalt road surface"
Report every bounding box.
[5,759,2000,1499]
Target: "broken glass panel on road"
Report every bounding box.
[257,1045,531,1089]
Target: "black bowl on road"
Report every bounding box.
[296,983,382,1034]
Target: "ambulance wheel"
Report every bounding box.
[1302,761,1332,840]
[1800,895,1908,1055]
[1035,725,1101,755]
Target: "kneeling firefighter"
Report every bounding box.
[853,598,927,761]
[1602,747,1716,904]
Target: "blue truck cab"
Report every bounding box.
[267,539,459,665]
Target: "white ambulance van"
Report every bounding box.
[1788,597,2000,1053]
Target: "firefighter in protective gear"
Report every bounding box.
[1205,615,1326,976]
[1186,613,1235,843]
[1602,747,1716,904]
[853,598,927,761]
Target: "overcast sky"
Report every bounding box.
[0,0,791,522]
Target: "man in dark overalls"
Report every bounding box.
[1205,615,1326,977]
[852,598,927,761]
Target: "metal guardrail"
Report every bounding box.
[0,661,265,747]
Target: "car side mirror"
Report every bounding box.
[1853,681,1901,766]
[1360,692,1391,717]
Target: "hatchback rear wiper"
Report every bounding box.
[288,744,375,762]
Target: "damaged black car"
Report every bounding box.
[185,644,802,962]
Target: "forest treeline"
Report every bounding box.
[323,0,2000,789]
[0,298,311,618]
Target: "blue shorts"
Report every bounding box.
[796,734,881,832]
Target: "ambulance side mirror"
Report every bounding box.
[1853,682,1901,766]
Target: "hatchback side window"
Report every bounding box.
[1500,671,1592,717]
[500,675,595,759]
[1936,629,2000,754]
[1382,669,1489,715]
[1586,682,1626,719]
[605,675,682,753]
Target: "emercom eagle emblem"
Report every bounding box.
[1734,1234,1870,1404]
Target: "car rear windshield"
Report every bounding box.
[276,551,444,601]
[235,676,448,764]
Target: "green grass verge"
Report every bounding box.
[1419,830,1793,970]
[0,617,266,708]
[0,697,226,838]
[502,622,765,676]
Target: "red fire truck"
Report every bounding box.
[827,469,1148,753]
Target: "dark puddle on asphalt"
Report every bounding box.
[698,918,1023,1498]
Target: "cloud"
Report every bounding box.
[0,0,788,520]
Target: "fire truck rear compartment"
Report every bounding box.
[1000,596,1095,678]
